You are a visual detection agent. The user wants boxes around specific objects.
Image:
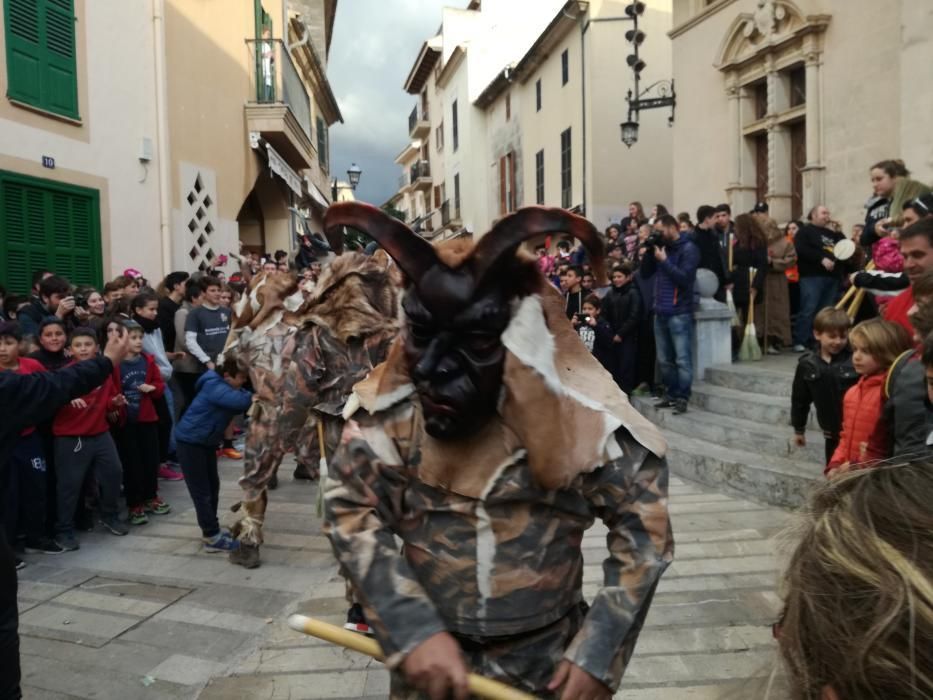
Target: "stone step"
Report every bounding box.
[632,397,824,465]
[689,382,817,430]
[703,363,795,398]
[658,431,819,509]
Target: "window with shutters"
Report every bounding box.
[535,149,544,205]
[498,152,516,216]
[0,170,101,293]
[560,128,572,209]
[535,79,542,112]
[451,99,459,151]
[316,116,328,171]
[561,49,569,86]
[453,173,460,219]
[4,0,80,120]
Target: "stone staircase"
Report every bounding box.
[631,355,824,509]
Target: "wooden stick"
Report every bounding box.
[836,260,875,309]
[287,615,538,700]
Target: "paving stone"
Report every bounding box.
[19,602,142,647]
[198,671,369,699]
[20,635,173,677]
[239,645,376,674]
[147,653,227,686]
[181,582,296,617]
[634,624,774,655]
[21,654,191,699]
[119,619,253,661]
[17,580,70,602]
[152,601,271,634]
[52,589,169,618]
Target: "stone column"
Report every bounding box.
[801,50,824,211]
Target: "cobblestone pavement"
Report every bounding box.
[17,455,790,699]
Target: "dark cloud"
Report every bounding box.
[327,0,447,206]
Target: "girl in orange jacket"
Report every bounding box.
[827,318,912,475]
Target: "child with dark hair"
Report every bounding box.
[0,321,62,558]
[29,318,69,370]
[132,292,182,481]
[572,294,615,375]
[52,328,127,549]
[174,358,252,552]
[113,320,169,525]
[791,308,858,465]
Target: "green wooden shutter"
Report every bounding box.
[42,0,78,118]
[0,171,101,293]
[3,0,78,119]
[4,0,43,106]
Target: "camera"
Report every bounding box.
[643,232,665,252]
[574,313,592,325]
[73,293,87,308]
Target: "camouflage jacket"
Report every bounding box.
[324,393,673,691]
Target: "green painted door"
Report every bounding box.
[0,170,102,293]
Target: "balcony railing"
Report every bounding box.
[398,172,409,190]
[409,104,429,136]
[410,160,431,182]
[441,199,451,226]
[246,38,312,139]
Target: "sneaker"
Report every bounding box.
[24,536,65,555]
[654,398,676,409]
[229,543,261,569]
[129,507,149,525]
[673,399,688,415]
[344,603,373,635]
[203,530,240,553]
[145,497,171,516]
[792,344,807,353]
[158,464,184,481]
[766,345,781,355]
[101,516,129,536]
[219,447,243,460]
[631,383,651,397]
[55,532,80,552]
[15,558,26,571]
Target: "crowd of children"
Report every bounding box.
[0,264,270,570]
[791,269,933,476]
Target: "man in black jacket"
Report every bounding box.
[0,328,130,700]
[691,205,730,302]
[602,262,642,393]
[793,205,846,351]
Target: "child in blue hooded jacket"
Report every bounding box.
[174,358,251,552]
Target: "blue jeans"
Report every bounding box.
[654,313,694,400]
[794,276,839,347]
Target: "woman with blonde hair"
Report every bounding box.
[776,459,933,699]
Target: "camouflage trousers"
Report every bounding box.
[388,603,587,699]
[230,401,320,547]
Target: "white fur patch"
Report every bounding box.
[476,449,526,622]
[284,289,304,312]
[370,382,415,413]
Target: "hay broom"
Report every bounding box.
[315,419,328,518]
[739,267,762,361]
[726,232,740,327]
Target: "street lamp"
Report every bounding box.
[620,1,676,148]
[332,163,363,201]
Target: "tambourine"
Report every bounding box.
[833,239,856,261]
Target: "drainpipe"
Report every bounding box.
[579,9,588,217]
[152,0,173,275]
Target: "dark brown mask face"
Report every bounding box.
[401,281,511,440]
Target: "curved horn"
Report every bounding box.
[324,202,437,283]
[472,206,606,285]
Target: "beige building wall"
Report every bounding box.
[671,0,933,227]
[0,0,162,281]
[586,0,673,228]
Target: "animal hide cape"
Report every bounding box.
[348,284,667,494]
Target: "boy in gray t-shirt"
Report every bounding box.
[184,276,231,373]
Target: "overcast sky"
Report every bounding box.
[327,0,448,206]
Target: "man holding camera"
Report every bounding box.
[639,215,700,414]
[17,275,79,339]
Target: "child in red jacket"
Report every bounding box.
[827,319,912,476]
[113,320,169,525]
[52,328,128,550]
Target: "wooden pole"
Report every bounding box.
[287,615,538,700]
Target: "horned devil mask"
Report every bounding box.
[324,202,606,441]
